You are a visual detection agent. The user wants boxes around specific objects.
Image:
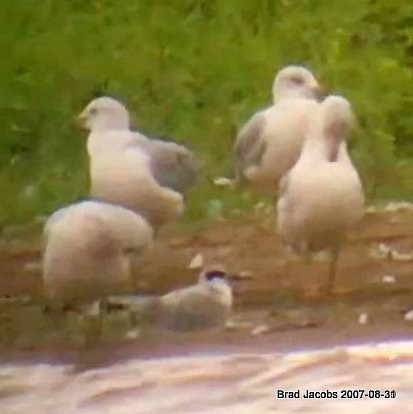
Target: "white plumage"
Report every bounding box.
[276,95,365,293]
[43,200,153,308]
[234,65,323,190]
[79,96,196,230]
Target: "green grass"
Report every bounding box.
[2,0,413,231]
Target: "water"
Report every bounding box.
[1,341,412,413]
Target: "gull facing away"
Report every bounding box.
[43,200,154,309]
[276,95,365,294]
[152,269,233,332]
[234,65,323,191]
[78,97,197,231]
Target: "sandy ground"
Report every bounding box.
[1,207,413,364]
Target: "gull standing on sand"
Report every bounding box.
[43,200,154,309]
[276,95,365,294]
[78,97,197,231]
[234,65,324,191]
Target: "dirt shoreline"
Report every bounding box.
[1,208,413,365]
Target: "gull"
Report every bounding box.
[43,200,154,309]
[78,97,197,231]
[234,65,323,191]
[276,95,365,294]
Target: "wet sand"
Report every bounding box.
[0,206,413,363]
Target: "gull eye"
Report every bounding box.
[290,76,304,85]
[89,107,98,116]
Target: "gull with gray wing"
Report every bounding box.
[78,97,197,231]
[234,65,323,191]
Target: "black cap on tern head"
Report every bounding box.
[205,270,227,281]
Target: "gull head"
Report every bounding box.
[320,95,354,161]
[272,65,324,102]
[78,96,130,131]
[322,95,354,141]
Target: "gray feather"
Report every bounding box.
[157,285,227,331]
[234,112,267,180]
[134,134,197,195]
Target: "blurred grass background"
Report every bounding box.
[2,0,413,231]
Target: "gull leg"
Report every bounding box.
[77,300,103,347]
[325,246,340,295]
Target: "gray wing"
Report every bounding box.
[234,112,267,182]
[158,286,218,331]
[133,134,197,195]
